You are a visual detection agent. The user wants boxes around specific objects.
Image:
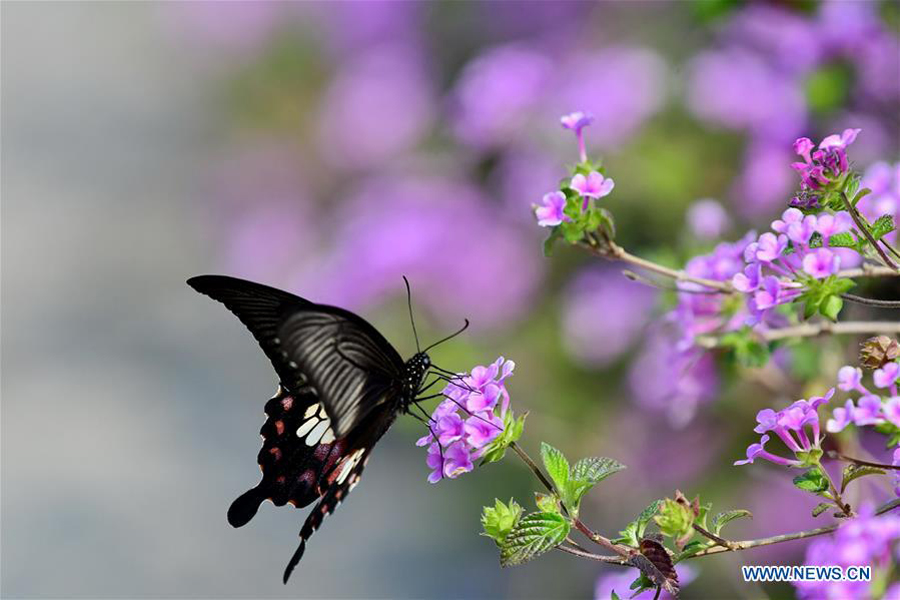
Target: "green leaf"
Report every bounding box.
[675,539,707,561]
[827,231,857,248]
[499,511,570,567]
[793,467,830,495]
[481,498,524,545]
[616,500,662,546]
[610,591,621,600]
[711,509,752,535]
[542,228,562,257]
[534,492,561,514]
[571,456,626,486]
[719,329,771,368]
[540,443,570,495]
[821,294,843,321]
[559,221,584,244]
[812,503,831,517]
[870,214,896,241]
[841,464,886,493]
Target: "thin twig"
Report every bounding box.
[692,523,735,550]
[841,293,900,309]
[827,451,900,471]
[695,320,900,349]
[841,192,898,270]
[573,518,633,558]
[557,543,622,564]
[689,498,900,558]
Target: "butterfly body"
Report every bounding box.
[187,275,434,583]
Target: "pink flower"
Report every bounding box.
[802,248,841,278]
[560,111,594,132]
[535,191,568,227]
[570,171,614,200]
[818,128,861,150]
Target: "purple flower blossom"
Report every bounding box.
[535,191,568,227]
[560,111,594,162]
[791,129,861,191]
[686,198,730,240]
[874,362,899,389]
[837,366,866,393]
[419,357,515,483]
[893,448,900,497]
[854,395,884,426]
[569,171,614,209]
[815,211,853,238]
[595,564,695,600]
[884,397,900,428]
[826,399,856,434]
[737,390,833,468]
[802,248,841,278]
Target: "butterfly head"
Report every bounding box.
[402,351,431,401]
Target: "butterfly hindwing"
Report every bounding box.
[282,444,373,584]
[227,386,347,528]
[187,275,405,435]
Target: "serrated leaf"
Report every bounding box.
[793,467,830,495]
[870,214,895,241]
[540,443,570,495]
[571,456,626,485]
[499,511,570,567]
[711,509,752,535]
[841,464,885,493]
[827,231,857,248]
[812,503,831,517]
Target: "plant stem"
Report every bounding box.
[689,498,899,558]
[841,192,898,270]
[550,499,900,565]
[509,441,632,558]
[692,523,735,550]
[818,463,854,518]
[509,441,555,494]
[583,238,733,292]
[828,451,900,471]
[695,321,900,349]
[841,293,900,309]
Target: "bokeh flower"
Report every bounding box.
[686,199,730,240]
[795,503,900,600]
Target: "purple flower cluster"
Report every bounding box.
[735,389,833,467]
[417,358,515,483]
[795,503,900,600]
[790,129,860,203]
[826,364,900,434]
[733,207,853,323]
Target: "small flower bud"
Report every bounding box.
[859,335,900,370]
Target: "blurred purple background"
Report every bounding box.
[2,2,898,598]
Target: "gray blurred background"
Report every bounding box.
[4,2,897,599]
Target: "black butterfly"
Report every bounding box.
[187,274,465,583]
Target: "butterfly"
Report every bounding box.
[187,274,466,583]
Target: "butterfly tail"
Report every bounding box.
[228,486,266,528]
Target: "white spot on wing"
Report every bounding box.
[304,404,319,419]
[320,428,335,444]
[306,419,330,446]
[296,417,318,438]
[336,449,365,484]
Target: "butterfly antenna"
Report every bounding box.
[423,319,469,353]
[403,276,421,353]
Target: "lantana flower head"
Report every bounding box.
[791,128,861,191]
[736,389,833,468]
[418,357,515,483]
